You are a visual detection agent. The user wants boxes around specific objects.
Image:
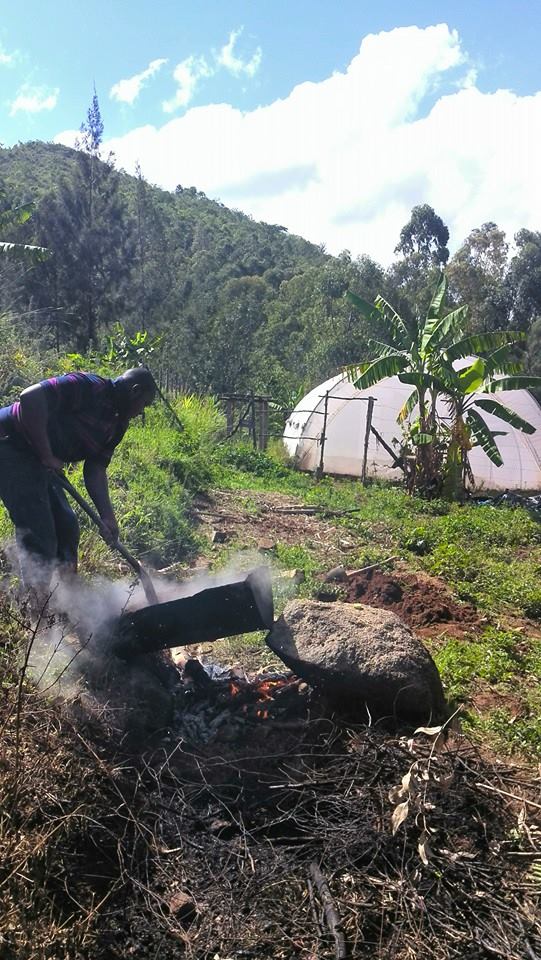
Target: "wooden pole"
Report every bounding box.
[361,396,375,486]
[259,399,268,450]
[250,390,257,448]
[316,391,330,480]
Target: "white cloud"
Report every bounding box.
[162,55,213,113]
[55,24,541,263]
[110,58,168,105]
[10,85,59,115]
[216,27,262,78]
[0,40,18,66]
[161,27,261,115]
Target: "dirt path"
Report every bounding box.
[192,489,361,566]
[190,489,481,639]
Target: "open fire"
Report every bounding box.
[175,660,310,742]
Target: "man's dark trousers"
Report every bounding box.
[0,438,79,589]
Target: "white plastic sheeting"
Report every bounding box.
[284,373,541,491]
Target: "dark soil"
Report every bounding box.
[343,568,480,634]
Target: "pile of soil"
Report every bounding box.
[344,568,479,634]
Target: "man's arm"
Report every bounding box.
[83,460,119,543]
[19,384,64,470]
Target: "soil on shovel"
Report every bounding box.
[343,567,480,636]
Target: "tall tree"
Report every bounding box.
[131,163,175,332]
[389,204,450,323]
[507,229,541,333]
[447,223,511,333]
[29,93,136,350]
[395,203,450,268]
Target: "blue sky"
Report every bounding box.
[1,1,540,261]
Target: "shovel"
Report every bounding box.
[54,473,159,606]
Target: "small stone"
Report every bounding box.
[323,566,348,583]
[257,537,276,552]
[167,890,197,925]
[212,529,229,543]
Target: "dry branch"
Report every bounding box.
[309,862,348,959]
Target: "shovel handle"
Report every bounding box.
[54,473,159,605]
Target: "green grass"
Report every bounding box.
[433,628,525,700]
[465,696,541,757]
[431,625,541,757]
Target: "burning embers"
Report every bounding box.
[175,659,309,743]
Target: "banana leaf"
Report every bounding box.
[458,357,486,393]
[347,354,408,389]
[421,306,468,356]
[374,295,412,345]
[346,290,378,321]
[483,375,541,393]
[426,273,448,320]
[466,409,503,466]
[397,388,418,423]
[474,397,536,434]
[445,330,525,362]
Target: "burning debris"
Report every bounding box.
[59,564,452,738]
[174,659,310,743]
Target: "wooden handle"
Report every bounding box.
[54,473,159,605]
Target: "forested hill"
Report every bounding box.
[1,128,541,403]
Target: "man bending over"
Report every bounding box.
[0,368,156,601]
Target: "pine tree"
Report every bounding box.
[29,92,136,351]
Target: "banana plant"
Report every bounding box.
[0,193,49,263]
[345,274,541,495]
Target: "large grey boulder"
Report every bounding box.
[266,599,447,724]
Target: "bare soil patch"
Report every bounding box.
[192,490,362,563]
[343,568,480,636]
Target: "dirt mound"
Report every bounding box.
[344,568,478,632]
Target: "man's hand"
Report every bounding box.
[41,453,65,472]
[99,510,120,545]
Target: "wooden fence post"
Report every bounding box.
[361,396,375,486]
[316,391,330,480]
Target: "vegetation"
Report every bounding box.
[0,378,539,956]
[346,274,541,496]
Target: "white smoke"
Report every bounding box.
[5,546,291,698]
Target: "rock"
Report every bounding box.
[257,537,276,552]
[167,890,197,925]
[211,529,229,544]
[265,599,447,724]
[323,565,348,583]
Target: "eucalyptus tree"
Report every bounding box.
[346,274,541,496]
[446,223,511,333]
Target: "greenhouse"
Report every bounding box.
[284,372,541,491]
